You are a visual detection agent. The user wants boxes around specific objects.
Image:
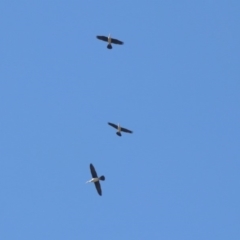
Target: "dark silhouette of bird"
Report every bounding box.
[86,163,105,196]
[108,122,133,136]
[96,34,124,49]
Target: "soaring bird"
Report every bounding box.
[96,34,124,49]
[86,163,105,196]
[108,122,133,136]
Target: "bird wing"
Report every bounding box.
[90,164,98,178]
[96,36,108,42]
[94,181,102,196]
[111,38,124,45]
[121,127,133,133]
[108,122,118,129]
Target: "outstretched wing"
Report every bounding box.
[94,181,102,196]
[108,122,118,129]
[111,38,124,45]
[90,163,98,178]
[96,36,108,42]
[121,127,133,133]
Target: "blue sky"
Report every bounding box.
[0,1,239,239]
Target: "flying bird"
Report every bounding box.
[96,34,124,49]
[108,122,133,136]
[86,163,105,196]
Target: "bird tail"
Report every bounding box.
[107,44,112,49]
[99,175,105,181]
[116,132,122,136]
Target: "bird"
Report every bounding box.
[86,163,105,196]
[108,122,133,136]
[96,34,124,49]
